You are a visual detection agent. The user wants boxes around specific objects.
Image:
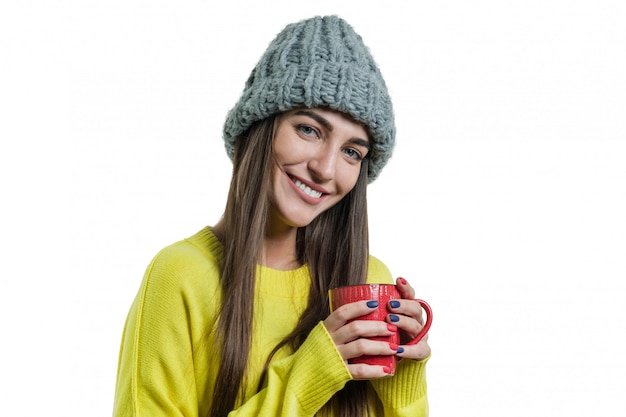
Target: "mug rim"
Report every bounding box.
[329,283,396,290]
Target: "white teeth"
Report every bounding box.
[294,179,323,198]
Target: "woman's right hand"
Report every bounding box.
[323,300,399,379]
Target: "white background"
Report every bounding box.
[1,1,625,416]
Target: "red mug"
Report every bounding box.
[329,283,433,375]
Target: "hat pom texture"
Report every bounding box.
[223,15,395,182]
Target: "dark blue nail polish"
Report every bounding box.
[397,346,405,354]
[390,300,401,309]
[389,314,400,322]
[366,300,379,308]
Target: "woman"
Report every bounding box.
[113,15,431,417]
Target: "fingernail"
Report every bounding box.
[366,300,379,308]
[383,366,391,374]
[399,277,407,285]
[389,343,398,350]
[397,346,405,354]
[390,300,401,309]
[389,314,400,322]
[387,323,397,332]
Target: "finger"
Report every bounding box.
[396,337,431,361]
[396,277,416,299]
[387,312,424,343]
[387,299,425,325]
[324,300,379,332]
[337,338,398,363]
[348,363,393,380]
[332,320,397,346]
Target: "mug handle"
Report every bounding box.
[404,299,433,346]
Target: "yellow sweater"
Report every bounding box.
[113,227,428,416]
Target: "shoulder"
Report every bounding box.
[140,227,223,305]
[148,227,222,274]
[366,254,394,284]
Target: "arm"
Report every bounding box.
[227,322,352,416]
[113,243,204,417]
[113,241,353,417]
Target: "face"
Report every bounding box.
[269,108,370,231]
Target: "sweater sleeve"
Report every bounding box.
[227,322,352,416]
[113,242,216,417]
[370,356,430,416]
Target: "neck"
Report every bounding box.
[212,217,302,271]
[261,225,300,270]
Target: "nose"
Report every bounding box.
[308,145,337,182]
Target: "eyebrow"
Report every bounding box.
[293,110,371,150]
[349,137,371,151]
[294,110,334,131]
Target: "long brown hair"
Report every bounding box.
[210,114,371,417]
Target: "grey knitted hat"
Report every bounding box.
[223,15,395,182]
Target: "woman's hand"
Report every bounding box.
[323,300,399,379]
[388,277,431,361]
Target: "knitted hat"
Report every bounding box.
[223,15,395,183]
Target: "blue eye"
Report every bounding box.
[297,125,318,137]
[343,148,363,161]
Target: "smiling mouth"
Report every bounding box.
[291,177,324,199]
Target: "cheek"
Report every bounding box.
[269,161,285,196]
[337,164,362,195]
[272,140,302,167]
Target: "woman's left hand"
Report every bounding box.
[386,277,431,361]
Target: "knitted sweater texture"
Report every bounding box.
[113,227,428,416]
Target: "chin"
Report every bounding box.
[272,205,326,229]
[282,213,318,228]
